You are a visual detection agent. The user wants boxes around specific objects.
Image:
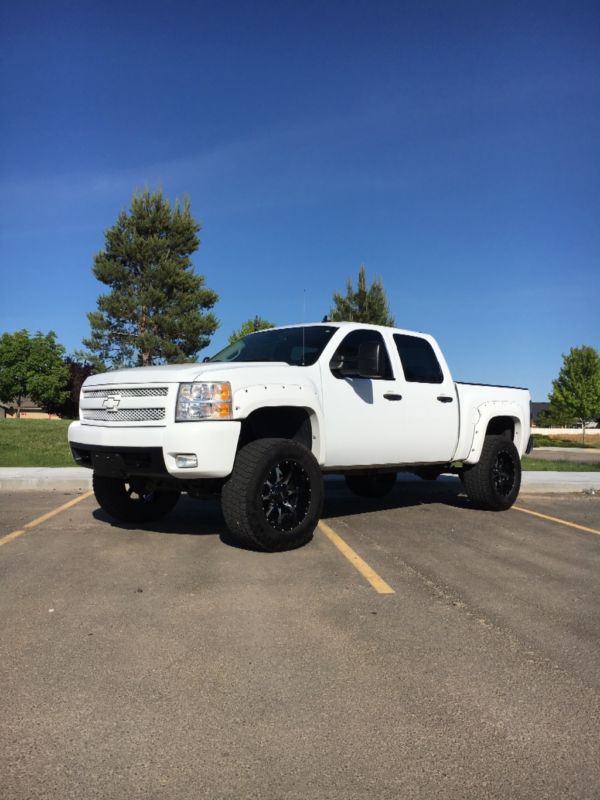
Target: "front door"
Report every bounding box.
[321,329,405,467]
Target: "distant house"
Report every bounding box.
[530,401,598,429]
[530,402,551,425]
[0,398,60,420]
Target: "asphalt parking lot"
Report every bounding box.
[1,480,599,800]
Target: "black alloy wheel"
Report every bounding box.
[491,451,516,496]
[261,459,312,532]
[222,438,324,551]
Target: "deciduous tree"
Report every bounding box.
[0,330,69,418]
[44,358,96,419]
[548,346,600,443]
[82,189,218,368]
[536,407,575,428]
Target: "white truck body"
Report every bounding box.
[69,322,531,479]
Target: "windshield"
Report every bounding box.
[209,326,338,366]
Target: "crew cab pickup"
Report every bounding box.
[69,323,532,551]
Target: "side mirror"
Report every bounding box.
[357,341,383,378]
[329,353,344,372]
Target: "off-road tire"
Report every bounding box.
[345,472,397,498]
[461,435,521,510]
[221,438,324,551]
[92,474,180,523]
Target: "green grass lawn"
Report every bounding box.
[521,456,600,472]
[532,434,600,449]
[0,419,74,467]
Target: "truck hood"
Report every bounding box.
[83,361,302,388]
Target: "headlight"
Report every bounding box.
[176,382,232,421]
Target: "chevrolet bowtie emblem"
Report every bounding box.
[102,396,121,411]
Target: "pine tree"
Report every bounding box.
[228,316,275,344]
[330,265,394,326]
[82,189,218,368]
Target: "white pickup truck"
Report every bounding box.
[69,322,532,551]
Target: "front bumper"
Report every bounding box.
[68,420,241,479]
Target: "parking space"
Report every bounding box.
[0,492,87,539]
[1,483,599,799]
[514,492,600,532]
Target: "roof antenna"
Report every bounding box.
[302,288,306,365]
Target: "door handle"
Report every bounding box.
[383,393,403,401]
[437,395,454,403]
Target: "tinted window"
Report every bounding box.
[394,334,444,383]
[209,326,338,366]
[330,330,393,379]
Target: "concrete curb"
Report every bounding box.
[0,468,94,493]
[518,472,599,494]
[0,468,598,494]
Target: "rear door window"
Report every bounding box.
[393,334,444,384]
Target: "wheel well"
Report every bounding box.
[238,407,313,451]
[485,416,515,440]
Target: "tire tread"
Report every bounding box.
[221,438,323,551]
[462,435,521,510]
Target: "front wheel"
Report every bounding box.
[221,438,324,551]
[93,474,180,523]
[461,436,521,510]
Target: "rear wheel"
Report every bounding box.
[221,438,324,551]
[92,474,180,523]
[345,472,397,498]
[461,435,521,510]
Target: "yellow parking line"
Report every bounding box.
[0,529,27,547]
[0,491,94,548]
[318,520,395,594]
[513,505,600,536]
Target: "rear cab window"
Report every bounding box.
[393,334,444,384]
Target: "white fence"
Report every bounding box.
[532,427,600,436]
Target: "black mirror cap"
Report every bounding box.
[357,341,383,378]
[329,353,344,372]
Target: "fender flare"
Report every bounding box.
[463,401,526,464]
[232,383,326,464]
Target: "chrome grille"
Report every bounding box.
[83,387,168,398]
[81,383,171,426]
[82,408,166,422]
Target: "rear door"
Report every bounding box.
[389,333,459,463]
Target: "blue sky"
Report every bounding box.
[0,0,598,400]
